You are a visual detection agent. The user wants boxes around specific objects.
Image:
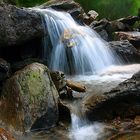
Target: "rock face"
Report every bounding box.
[82,71,140,121]
[109,40,140,63]
[50,71,66,91]
[39,0,84,21]
[0,63,59,132]
[114,31,140,50]
[90,16,140,41]
[0,3,44,47]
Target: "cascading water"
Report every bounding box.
[69,114,105,140]
[37,8,118,74]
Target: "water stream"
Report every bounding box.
[11,64,140,140]
[37,8,119,74]
[15,8,140,140]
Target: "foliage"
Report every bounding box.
[4,0,140,19]
[75,0,140,19]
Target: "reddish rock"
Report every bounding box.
[0,128,16,140]
[114,31,140,50]
[66,79,86,92]
[134,116,140,125]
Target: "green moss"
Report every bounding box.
[19,70,46,98]
[5,0,140,19]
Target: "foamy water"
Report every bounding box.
[68,64,140,140]
[69,64,140,94]
[35,8,119,74]
[69,114,104,140]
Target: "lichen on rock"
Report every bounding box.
[0,63,59,132]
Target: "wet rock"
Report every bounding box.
[66,79,86,92]
[83,10,98,25]
[90,18,109,32]
[50,71,75,100]
[90,19,110,40]
[109,40,140,63]
[0,58,10,81]
[58,102,71,123]
[39,0,84,20]
[87,10,98,20]
[134,116,140,125]
[0,128,16,140]
[108,131,140,140]
[106,21,126,34]
[82,71,140,121]
[50,71,66,91]
[117,16,140,26]
[58,86,73,100]
[0,3,44,47]
[0,63,59,132]
[114,31,140,50]
[98,29,109,41]
[90,19,131,40]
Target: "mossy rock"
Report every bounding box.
[0,63,59,132]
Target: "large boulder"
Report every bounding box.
[0,3,44,47]
[82,71,140,121]
[109,40,140,63]
[0,63,59,132]
[39,0,85,21]
[114,31,140,50]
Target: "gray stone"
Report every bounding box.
[0,3,44,47]
[0,63,59,132]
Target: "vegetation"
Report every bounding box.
[75,0,140,19]
[3,0,140,19]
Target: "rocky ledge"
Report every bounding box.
[82,71,140,121]
[0,3,44,47]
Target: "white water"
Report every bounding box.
[37,8,118,74]
[29,8,140,140]
[70,64,140,95]
[69,114,104,140]
[69,64,140,140]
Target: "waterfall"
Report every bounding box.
[69,114,104,140]
[37,8,117,74]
